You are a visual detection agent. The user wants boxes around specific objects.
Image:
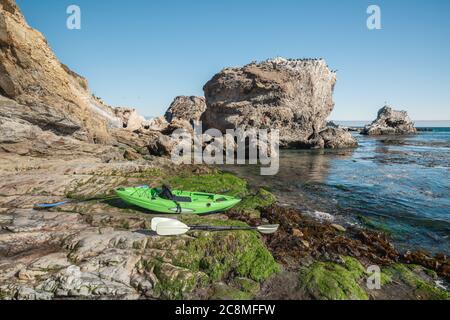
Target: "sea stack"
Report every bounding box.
[202,57,357,149]
[362,105,417,136]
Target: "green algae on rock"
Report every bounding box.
[232,188,277,218]
[132,216,279,299]
[176,216,280,283]
[383,264,449,300]
[298,256,369,300]
[234,277,261,295]
[167,172,248,197]
[210,283,254,300]
[151,262,209,300]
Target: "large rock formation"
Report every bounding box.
[362,106,417,136]
[0,0,125,143]
[202,57,357,149]
[0,0,163,159]
[164,96,206,124]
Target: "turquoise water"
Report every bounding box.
[224,128,450,255]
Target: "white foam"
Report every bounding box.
[304,210,335,222]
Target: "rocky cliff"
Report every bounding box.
[362,106,417,136]
[0,0,126,144]
[0,0,161,158]
[202,57,357,148]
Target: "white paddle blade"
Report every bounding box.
[151,217,177,231]
[256,224,279,234]
[156,220,190,236]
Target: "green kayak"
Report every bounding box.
[115,185,241,214]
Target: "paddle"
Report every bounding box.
[151,217,178,231]
[33,195,119,210]
[152,218,279,236]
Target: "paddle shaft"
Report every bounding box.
[189,225,257,232]
[34,195,118,209]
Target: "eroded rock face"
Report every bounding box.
[0,0,164,158]
[0,0,123,143]
[165,96,206,124]
[362,106,417,136]
[202,57,356,149]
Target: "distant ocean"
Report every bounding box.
[335,120,450,129]
[224,121,450,255]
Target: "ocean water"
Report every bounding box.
[223,127,450,255]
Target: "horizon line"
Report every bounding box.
[333,119,450,122]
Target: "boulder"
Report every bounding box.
[123,149,140,161]
[161,118,194,135]
[362,106,416,136]
[319,127,358,149]
[202,57,356,149]
[142,116,169,131]
[165,96,206,124]
[114,108,146,132]
[147,132,176,157]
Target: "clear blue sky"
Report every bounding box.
[17,0,450,120]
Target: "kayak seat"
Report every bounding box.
[171,196,192,203]
[158,185,192,202]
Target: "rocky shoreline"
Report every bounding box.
[0,156,448,300]
[0,0,447,300]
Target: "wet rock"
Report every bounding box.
[259,206,399,268]
[233,277,260,295]
[298,256,369,300]
[210,283,253,300]
[319,127,358,149]
[402,251,450,279]
[292,229,304,238]
[382,264,448,300]
[362,106,417,136]
[331,224,347,233]
[300,240,310,248]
